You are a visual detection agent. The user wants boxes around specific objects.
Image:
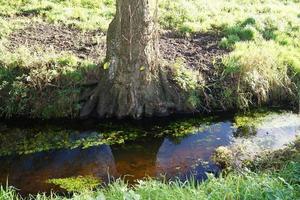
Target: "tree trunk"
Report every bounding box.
[80,0,182,118]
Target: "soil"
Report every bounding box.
[7,22,228,75]
[7,22,107,63]
[160,32,226,70]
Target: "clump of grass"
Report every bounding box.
[171,58,201,92]
[219,18,257,49]
[254,138,300,171]
[0,185,19,200]
[222,41,296,109]
[170,58,204,109]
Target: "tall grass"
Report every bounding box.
[1,161,299,200]
[222,41,295,109]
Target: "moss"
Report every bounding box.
[47,176,101,192]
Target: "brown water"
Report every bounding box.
[0,112,299,195]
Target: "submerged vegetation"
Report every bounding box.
[0,114,219,156]
[47,176,101,192]
[0,123,144,156]
[233,108,280,128]
[0,111,299,199]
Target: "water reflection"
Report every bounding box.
[156,122,233,179]
[233,113,300,154]
[0,145,116,194]
[0,113,299,195]
[0,122,234,194]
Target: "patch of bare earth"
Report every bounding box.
[7,22,228,79]
[7,22,107,62]
[160,32,228,82]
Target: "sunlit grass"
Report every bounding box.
[1,161,299,199]
[0,0,300,116]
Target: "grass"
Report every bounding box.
[1,0,299,33]
[0,2,299,199]
[0,45,99,118]
[1,160,299,199]
[220,40,299,110]
[0,0,300,118]
[0,0,115,31]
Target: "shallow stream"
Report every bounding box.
[0,111,299,195]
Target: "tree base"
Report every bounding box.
[80,66,188,119]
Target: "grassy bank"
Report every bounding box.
[0,0,300,118]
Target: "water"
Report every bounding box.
[0,112,299,195]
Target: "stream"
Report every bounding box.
[0,111,299,195]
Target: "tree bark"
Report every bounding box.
[80,0,182,118]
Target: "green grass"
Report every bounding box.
[0,45,99,118]
[0,0,300,117]
[220,41,299,109]
[0,0,115,31]
[1,161,299,200]
[1,0,300,33]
